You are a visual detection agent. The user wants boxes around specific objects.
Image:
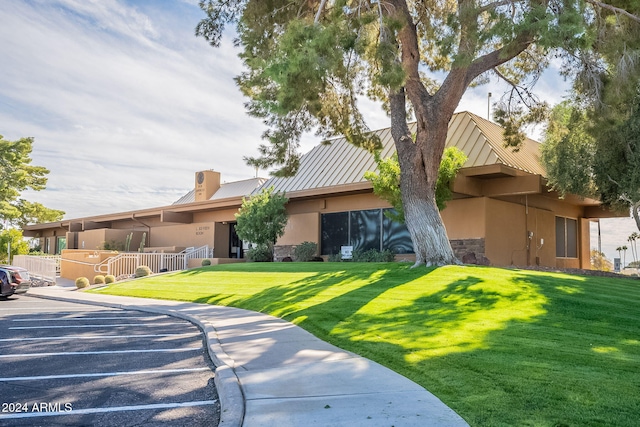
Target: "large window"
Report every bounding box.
[556,216,578,258]
[321,209,413,255]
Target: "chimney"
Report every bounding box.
[194,170,221,202]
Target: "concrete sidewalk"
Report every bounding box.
[27,282,469,427]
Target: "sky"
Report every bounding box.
[0,0,637,263]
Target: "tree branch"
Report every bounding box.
[314,0,328,24]
[584,0,640,24]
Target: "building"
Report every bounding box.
[23,111,619,276]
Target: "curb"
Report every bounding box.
[26,293,245,427]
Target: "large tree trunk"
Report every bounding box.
[392,95,459,266]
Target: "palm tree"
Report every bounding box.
[628,234,638,265]
[622,245,628,268]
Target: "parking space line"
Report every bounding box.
[10,322,188,329]
[0,367,212,382]
[0,348,201,358]
[0,332,199,342]
[13,316,165,321]
[1,309,123,312]
[0,400,218,420]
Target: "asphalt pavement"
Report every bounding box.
[25,279,469,427]
[0,296,219,426]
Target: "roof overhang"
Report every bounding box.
[453,173,542,197]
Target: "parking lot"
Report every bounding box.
[0,295,220,426]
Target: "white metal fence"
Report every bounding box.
[13,255,60,285]
[94,245,210,277]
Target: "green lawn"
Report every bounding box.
[91,263,640,426]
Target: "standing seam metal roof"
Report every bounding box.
[258,111,545,194]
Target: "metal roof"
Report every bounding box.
[260,111,545,194]
[173,177,267,205]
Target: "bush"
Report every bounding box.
[328,253,342,262]
[75,277,90,288]
[294,241,318,261]
[352,248,396,262]
[201,259,212,266]
[135,265,152,278]
[93,275,105,284]
[105,275,116,284]
[247,245,273,262]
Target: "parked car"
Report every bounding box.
[0,265,31,297]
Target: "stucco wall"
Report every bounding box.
[150,222,215,248]
[277,212,320,246]
[440,198,487,239]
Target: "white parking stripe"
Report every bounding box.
[0,400,218,419]
[0,332,200,342]
[10,322,188,329]
[0,348,201,358]
[0,367,212,382]
[1,309,122,312]
[13,316,165,321]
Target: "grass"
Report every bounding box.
[90,263,640,426]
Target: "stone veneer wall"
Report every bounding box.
[274,245,296,262]
[450,238,488,265]
[276,239,488,264]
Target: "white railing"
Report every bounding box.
[13,255,59,285]
[94,245,210,277]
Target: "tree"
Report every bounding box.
[629,232,639,264]
[0,135,64,228]
[234,186,289,261]
[197,0,640,266]
[364,147,467,223]
[590,249,612,271]
[622,245,628,267]
[541,95,640,233]
[0,228,29,263]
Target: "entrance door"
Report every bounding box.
[229,223,243,259]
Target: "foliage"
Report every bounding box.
[102,240,124,251]
[0,228,29,263]
[294,241,318,261]
[75,277,90,289]
[590,250,612,272]
[352,248,396,262]
[542,96,640,232]
[201,259,212,266]
[104,275,116,284]
[365,147,467,222]
[0,135,64,227]
[246,244,273,262]
[235,186,288,260]
[134,265,152,278]
[93,275,106,284]
[93,263,640,426]
[196,0,640,266]
[327,253,342,262]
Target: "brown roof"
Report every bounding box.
[260,111,545,194]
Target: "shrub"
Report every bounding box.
[247,245,273,262]
[93,275,105,284]
[352,248,396,262]
[135,265,152,278]
[328,253,342,262]
[75,277,90,288]
[105,275,116,284]
[294,241,318,262]
[201,259,212,266]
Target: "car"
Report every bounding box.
[0,265,31,297]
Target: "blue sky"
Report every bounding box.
[0,0,637,262]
